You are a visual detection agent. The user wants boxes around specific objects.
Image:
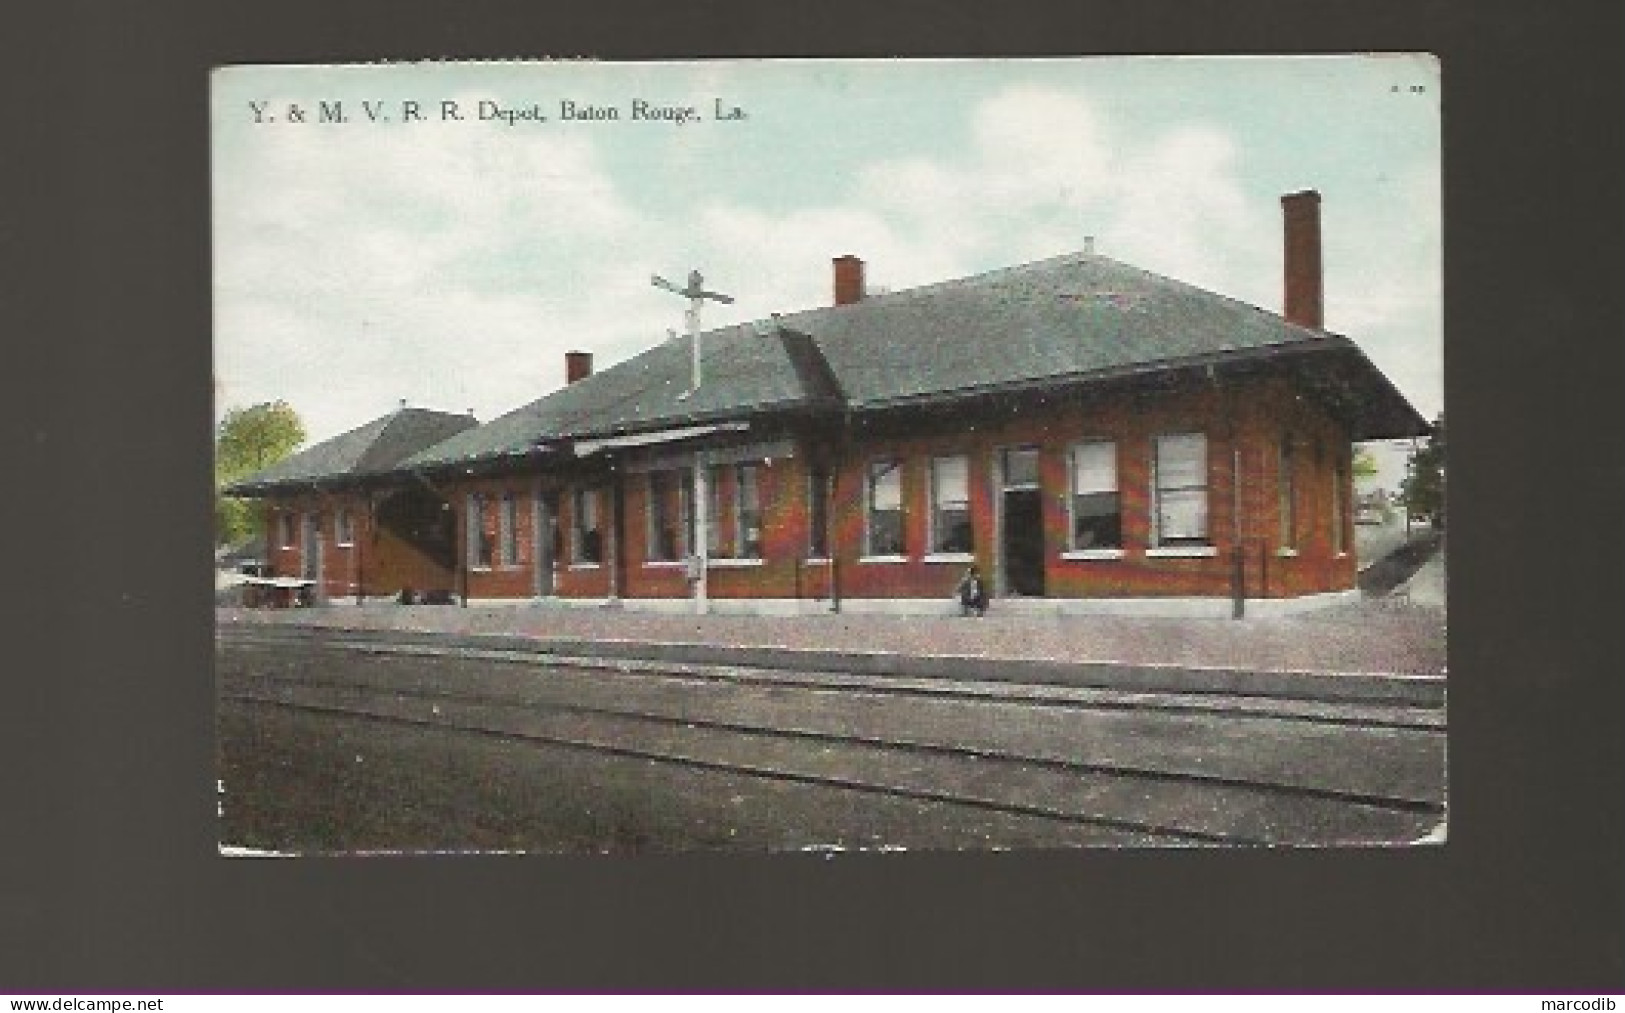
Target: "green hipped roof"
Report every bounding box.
[234,251,1426,489]
[223,407,478,493]
[401,250,1426,470]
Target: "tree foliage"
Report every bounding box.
[1400,413,1446,527]
[1352,446,1380,481]
[215,401,306,547]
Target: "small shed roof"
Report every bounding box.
[223,407,478,494]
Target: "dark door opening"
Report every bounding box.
[1002,489,1045,596]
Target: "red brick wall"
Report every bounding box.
[458,478,542,600]
[261,490,459,601]
[247,375,1357,606]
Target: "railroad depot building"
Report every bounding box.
[225,191,1429,617]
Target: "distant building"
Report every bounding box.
[225,191,1428,617]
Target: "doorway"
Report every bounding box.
[999,447,1045,597]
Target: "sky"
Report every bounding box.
[212,56,1441,489]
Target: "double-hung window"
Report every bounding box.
[930,455,973,554]
[1278,435,1298,550]
[646,470,689,562]
[1069,441,1121,550]
[1153,433,1209,546]
[468,493,495,568]
[572,488,602,564]
[334,508,354,547]
[866,459,905,557]
[704,466,725,557]
[735,463,762,559]
[807,464,831,559]
[498,493,519,566]
[1332,457,1348,555]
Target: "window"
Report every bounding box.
[1154,433,1209,545]
[646,470,689,562]
[807,464,830,558]
[499,493,519,566]
[571,488,601,564]
[1070,441,1121,550]
[705,466,725,557]
[1278,435,1297,549]
[279,513,296,549]
[468,493,494,568]
[930,455,973,554]
[1332,457,1348,555]
[866,459,905,556]
[334,508,354,547]
[736,463,762,559]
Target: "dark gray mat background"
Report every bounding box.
[5,0,1622,992]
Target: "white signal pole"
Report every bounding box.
[652,269,734,614]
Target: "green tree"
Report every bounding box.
[215,401,306,547]
[1352,445,1380,481]
[1400,413,1446,528]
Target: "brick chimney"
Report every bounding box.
[565,350,593,384]
[833,255,865,306]
[1281,190,1323,329]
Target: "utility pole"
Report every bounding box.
[652,269,734,614]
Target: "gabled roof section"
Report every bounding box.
[224,407,478,494]
[402,323,831,469]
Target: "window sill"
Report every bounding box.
[859,555,910,564]
[922,552,975,564]
[708,557,764,568]
[1275,547,1300,558]
[1060,548,1126,561]
[568,563,602,570]
[804,556,832,565]
[643,560,688,568]
[1146,546,1218,558]
[335,541,354,549]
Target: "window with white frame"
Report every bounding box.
[866,459,905,556]
[736,463,763,559]
[468,493,494,568]
[807,464,830,559]
[705,466,725,557]
[279,512,296,549]
[571,487,601,564]
[930,455,973,554]
[646,470,689,562]
[334,508,354,547]
[1332,457,1348,555]
[1154,433,1209,546]
[1069,441,1121,550]
[1278,435,1297,549]
[499,492,519,566]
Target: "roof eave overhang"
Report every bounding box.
[849,339,1344,413]
[846,335,1428,441]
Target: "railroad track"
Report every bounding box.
[219,632,1446,847]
